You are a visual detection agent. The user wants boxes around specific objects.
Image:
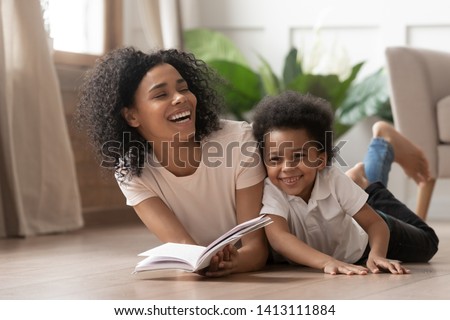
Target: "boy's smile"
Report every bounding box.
[278,175,302,185]
[263,128,327,202]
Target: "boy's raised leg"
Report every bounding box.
[372,121,434,219]
[372,121,431,186]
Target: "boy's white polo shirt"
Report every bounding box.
[261,166,369,264]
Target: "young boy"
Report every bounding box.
[252,91,439,275]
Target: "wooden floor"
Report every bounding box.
[1,209,450,300]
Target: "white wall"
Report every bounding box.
[180,0,450,75]
[125,0,450,73]
[123,0,450,220]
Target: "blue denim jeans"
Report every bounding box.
[359,138,439,263]
[363,138,394,187]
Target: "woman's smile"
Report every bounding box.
[168,109,192,123]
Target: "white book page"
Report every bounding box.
[195,235,242,270]
[138,243,206,268]
[203,215,272,255]
[205,216,267,251]
[134,256,195,272]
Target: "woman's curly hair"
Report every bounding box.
[252,91,335,165]
[75,47,224,179]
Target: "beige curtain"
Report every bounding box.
[0,0,83,237]
[137,0,183,49]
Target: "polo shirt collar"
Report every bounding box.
[286,168,331,204]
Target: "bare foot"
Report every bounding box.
[346,162,369,189]
[372,121,431,186]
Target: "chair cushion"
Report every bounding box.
[437,96,450,143]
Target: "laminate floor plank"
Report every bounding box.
[1,215,449,300]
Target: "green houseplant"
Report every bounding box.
[183,28,392,137]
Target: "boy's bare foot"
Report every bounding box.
[346,162,369,189]
[372,121,431,186]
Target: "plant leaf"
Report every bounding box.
[258,54,281,96]
[333,61,364,108]
[282,48,303,88]
[208,60,262,120]
[183,28,248,66]
[336,69,392,125]
[286,74,342,110]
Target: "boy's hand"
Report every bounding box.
[366,254,410,274]
[323,259,369,275]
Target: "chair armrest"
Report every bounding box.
[385,46,450,177]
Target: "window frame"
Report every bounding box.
[53,0,123,67]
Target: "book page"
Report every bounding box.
[195,235,242,270]
[134,215,272,273]
[203,215,272,256]
[138,243,206,271]
[195,215,273,270]
[134,256,196,272]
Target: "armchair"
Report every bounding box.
[385,46,450,220]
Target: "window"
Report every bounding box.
[40,0,122,67]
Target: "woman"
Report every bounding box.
[76,47,268,277]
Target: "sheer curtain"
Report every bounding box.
[0,0,83,237]
[137,0,183,50]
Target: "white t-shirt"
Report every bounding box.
[261,166,369,263]
[117,120,266,246]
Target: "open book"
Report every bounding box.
[133,215,272,273]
